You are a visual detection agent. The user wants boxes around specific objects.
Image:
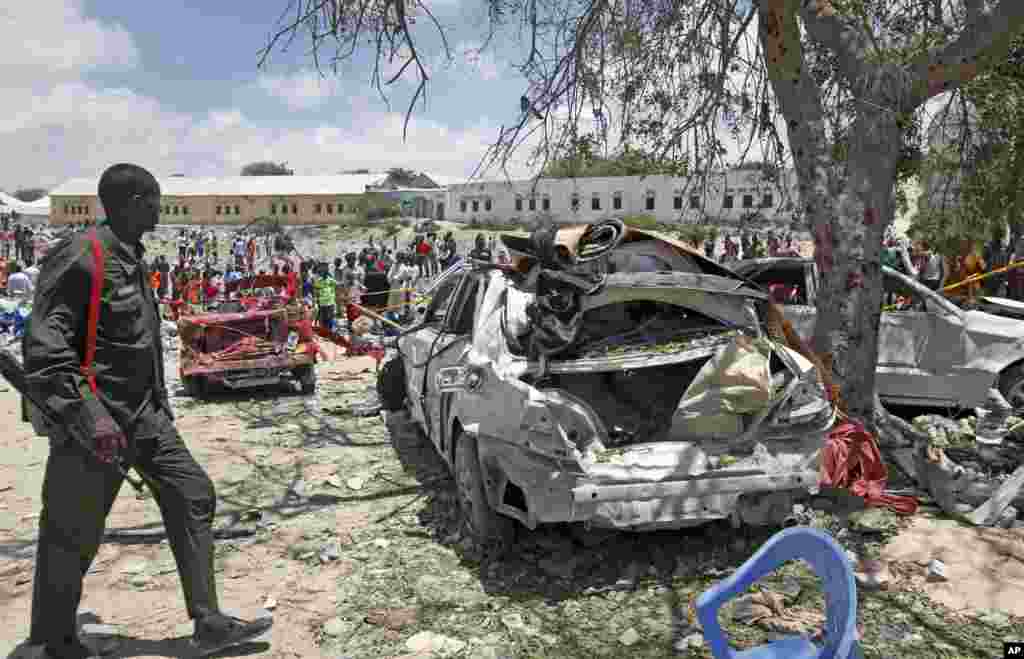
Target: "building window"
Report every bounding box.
[182,206,189,215]
[645,192,655,211]
[472,200,479,212]
[85,206,90,215]
[62,205,68,214]
[591,195,601,211]
[514,196,523,211]
[613,193,622,210]
[314,203,321,214]
[460,200,468,212]
[689,195,700,210]
[326,204,334,214]
[281,203,288,215]
[571,194,580,211]
[673,194,683,210]
[723,195,734,209]
[525,197,534,211]
[215,205,222,215]
[742,194,753,208]
[291,203,298,214]
[338,202,345,213]
[761,193,773,208]
[162,205,169,215]
[270,203,277,214]
[173,206,179,215]
[484,198,492,211]
[542,196,550,211]
[234,205,240,215]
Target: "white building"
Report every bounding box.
[445,169,801,228]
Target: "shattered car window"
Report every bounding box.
[746,266,807,305]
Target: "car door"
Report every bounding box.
[875,270,932,399]
[404,271,463,431]
[878,268,972,405]
[425,273,482,458]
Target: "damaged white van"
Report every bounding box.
[377,221,835,549]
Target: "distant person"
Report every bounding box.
[6,261,32,297]
[440,231,458,269]
[468,233,492,262]
[314,263,337,331]
[426,233,439,277]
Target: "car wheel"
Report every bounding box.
[999,362,1024,410]
[183,375,205,399]
[294,365,316,395]
[377,357,407,412]
[454,431,515,554]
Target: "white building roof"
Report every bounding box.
[49,174,388,198]
[0,192,51,214]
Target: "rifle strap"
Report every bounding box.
[81,228,104,394]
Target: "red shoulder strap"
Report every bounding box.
[81,228,104,394]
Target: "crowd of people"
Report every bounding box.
[135,228,516,337]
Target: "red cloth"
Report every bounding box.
[346,303,361,323]
[417,241,430,255]
[820,419,918,514]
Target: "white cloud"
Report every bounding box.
[0,79,531,190]
[0,1,138,86]
[257,70,344,111]
[430,41,502,81]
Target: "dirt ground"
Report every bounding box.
[2,337,1023,658]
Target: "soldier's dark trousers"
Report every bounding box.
[29,419,219,647]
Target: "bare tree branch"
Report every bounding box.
[907,0,1024,107]
[795,0,875,94]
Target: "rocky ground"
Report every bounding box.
[0,321,1022,658]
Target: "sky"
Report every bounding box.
[0,0,953,195]
[0,0,550,192]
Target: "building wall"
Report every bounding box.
[49,192,371,227]
[445,171,800,227]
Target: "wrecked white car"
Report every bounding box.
[378,222,835,547]
[733,257,1024,411]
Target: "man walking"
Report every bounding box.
[23,164,272,659]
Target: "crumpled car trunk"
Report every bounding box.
[463,225,835,530]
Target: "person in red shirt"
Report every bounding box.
[283,264,298,300]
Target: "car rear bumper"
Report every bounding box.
[477,436,821,531]
[180,352,316,378]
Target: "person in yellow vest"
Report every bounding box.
[946,241,986,306]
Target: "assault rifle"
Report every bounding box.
[0,349,147,493]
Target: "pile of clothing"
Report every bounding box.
[0,299,30,337]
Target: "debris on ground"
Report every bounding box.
[730,589,825,635]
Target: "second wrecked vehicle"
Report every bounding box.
[178,274,318,397]
[378,221,835,547]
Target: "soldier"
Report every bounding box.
[23,164,272,659]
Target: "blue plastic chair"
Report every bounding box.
[696,527,860,659]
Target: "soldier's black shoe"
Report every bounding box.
[44,637,101,659]
[191,613,273,656]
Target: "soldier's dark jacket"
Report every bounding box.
[23,223,172,445]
